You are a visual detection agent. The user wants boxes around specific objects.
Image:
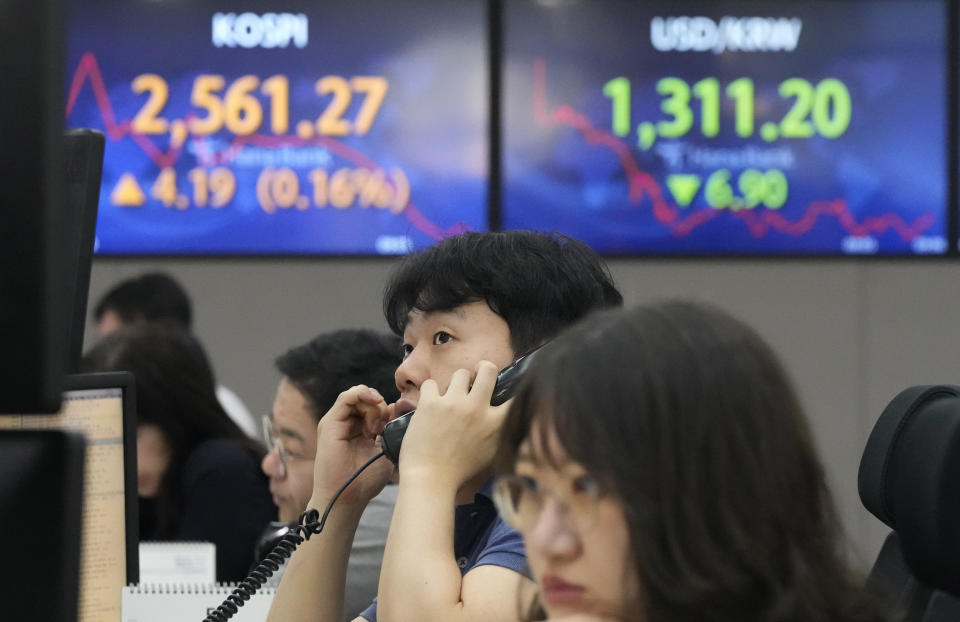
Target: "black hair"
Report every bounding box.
[94,272,192,329]
[498,301,892,622]
[383,231,622,355]
[275,329,402,420]
[80,323,261,537]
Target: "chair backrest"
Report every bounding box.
[922,591,960,622]
[859,385,960,619]
[866,532,933,620]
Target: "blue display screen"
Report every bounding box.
[67,0,488,255]
[502,0,948,255]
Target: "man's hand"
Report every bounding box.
[309,385,395,511]
[270,384,390,622]
[396,360,508,489]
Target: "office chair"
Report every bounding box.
[858,385,960,621]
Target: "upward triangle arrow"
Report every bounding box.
[110,173,146,207]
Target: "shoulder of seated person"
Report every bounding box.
[182,439,257,479]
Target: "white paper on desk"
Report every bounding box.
[139,541,216,584]
[122,584,275,622]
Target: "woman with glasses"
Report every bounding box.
[82,322,274,582]
[494,301,891,622]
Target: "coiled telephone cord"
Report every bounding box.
[203,450,386,622]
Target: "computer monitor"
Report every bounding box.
[0,372,139,622]
[501,0,949,255]
[66,0,489,255]
[0,429,85,622]
[63,129,106,369]
[0,0,68,412]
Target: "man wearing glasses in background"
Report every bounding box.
[259,329,402,620]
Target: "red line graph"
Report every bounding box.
[532,59,935,241]
[65,52,471,241]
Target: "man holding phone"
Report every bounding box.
[267,231,622,622]
[260,329,401,618]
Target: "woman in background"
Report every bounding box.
[494,301,892,622]
[82,322,274,582]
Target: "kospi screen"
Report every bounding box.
[66,0,488,255]
[502,0,948,255]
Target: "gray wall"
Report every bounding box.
[87,257,960,569]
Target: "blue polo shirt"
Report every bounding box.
[357,479,528,622]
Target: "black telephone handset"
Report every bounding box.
[381,346,542,463]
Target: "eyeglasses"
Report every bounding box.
[262,414,314,478]
[492,473,603,534]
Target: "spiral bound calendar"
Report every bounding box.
[121,584,275,622]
